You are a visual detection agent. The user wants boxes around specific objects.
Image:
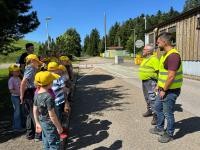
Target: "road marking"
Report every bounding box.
[98,65,138,79]
[109,70,137,79]
[77,67,96,82]
[77,63,138,81]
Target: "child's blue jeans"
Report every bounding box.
[11,95,22,130]
[39,116,60,150]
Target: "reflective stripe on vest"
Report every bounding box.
[139,55,159,80]
[158,49,183,89]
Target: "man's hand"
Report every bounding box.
[57,127,63,134]
[159,91,166,100]
[35,123,42,133]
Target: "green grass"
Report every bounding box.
[0,39,40,64]
[0,68,8,77]
[0,69,11,112]
[13,39,40,52]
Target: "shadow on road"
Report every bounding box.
[175,104,183,112]
[174,117,200,140]
[0,121,25,143]
[94,140,122,150]
[67,74,127,149]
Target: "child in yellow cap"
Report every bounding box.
[59,56,74,81]
[58,65,71,112]
[47,62,69,121]
[8,64,24,132]
[59,56,74,102]
[33,71,63,149]
[20,54,43,140]
[58,64,69,82]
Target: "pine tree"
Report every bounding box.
[108,22,120,46]
[0,0,40,52]
[183,0,200,12]
[83,35,90,55]
[88,29,100,56]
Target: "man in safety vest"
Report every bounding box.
[149,32,182,143]
[139,44,159,125]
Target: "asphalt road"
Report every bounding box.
[66,57,200,150]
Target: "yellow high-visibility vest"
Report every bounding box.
[138,55,159,80]
[158,49,183,89]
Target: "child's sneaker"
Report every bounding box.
[158,132,173,143]
[34,138,42,142]
[34,132,42,142]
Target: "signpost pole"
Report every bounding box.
[134,29,136,58]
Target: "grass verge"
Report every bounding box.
[0,69,12,120]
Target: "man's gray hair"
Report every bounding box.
[146,44,155,52]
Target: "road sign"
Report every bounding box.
[135,40,144,48]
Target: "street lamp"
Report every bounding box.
[130,29,136,58]
[144,16,147,30]
[45,17,52,50]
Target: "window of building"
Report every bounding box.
[149,33,154,44]
[168,26,176,46]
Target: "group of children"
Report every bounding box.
[8,53,74,149]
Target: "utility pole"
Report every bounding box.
[133,29,136,58]
[104,13,107,52]
[45,17,52,50]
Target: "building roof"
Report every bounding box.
[145,6,200,33]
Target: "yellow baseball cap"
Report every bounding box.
[50,57,59,62]
[26,54,42,64]
[41,57,49,62]
[8,64,20,72]
[59,56,69,61]
[34,71,60,86]
[47,62,59,71]
[58,65,67,72]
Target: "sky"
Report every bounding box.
[25,0,186,44]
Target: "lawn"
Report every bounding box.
[0,39,40,64]
[0,69,12,120]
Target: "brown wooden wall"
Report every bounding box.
[147,13,200,61]
[176,14,200,61]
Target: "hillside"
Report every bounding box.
[0,39,40,64]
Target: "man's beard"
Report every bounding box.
[159,47,164,51]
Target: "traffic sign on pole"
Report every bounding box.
[135,40,144,48]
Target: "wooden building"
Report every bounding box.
[146,6,200,77]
